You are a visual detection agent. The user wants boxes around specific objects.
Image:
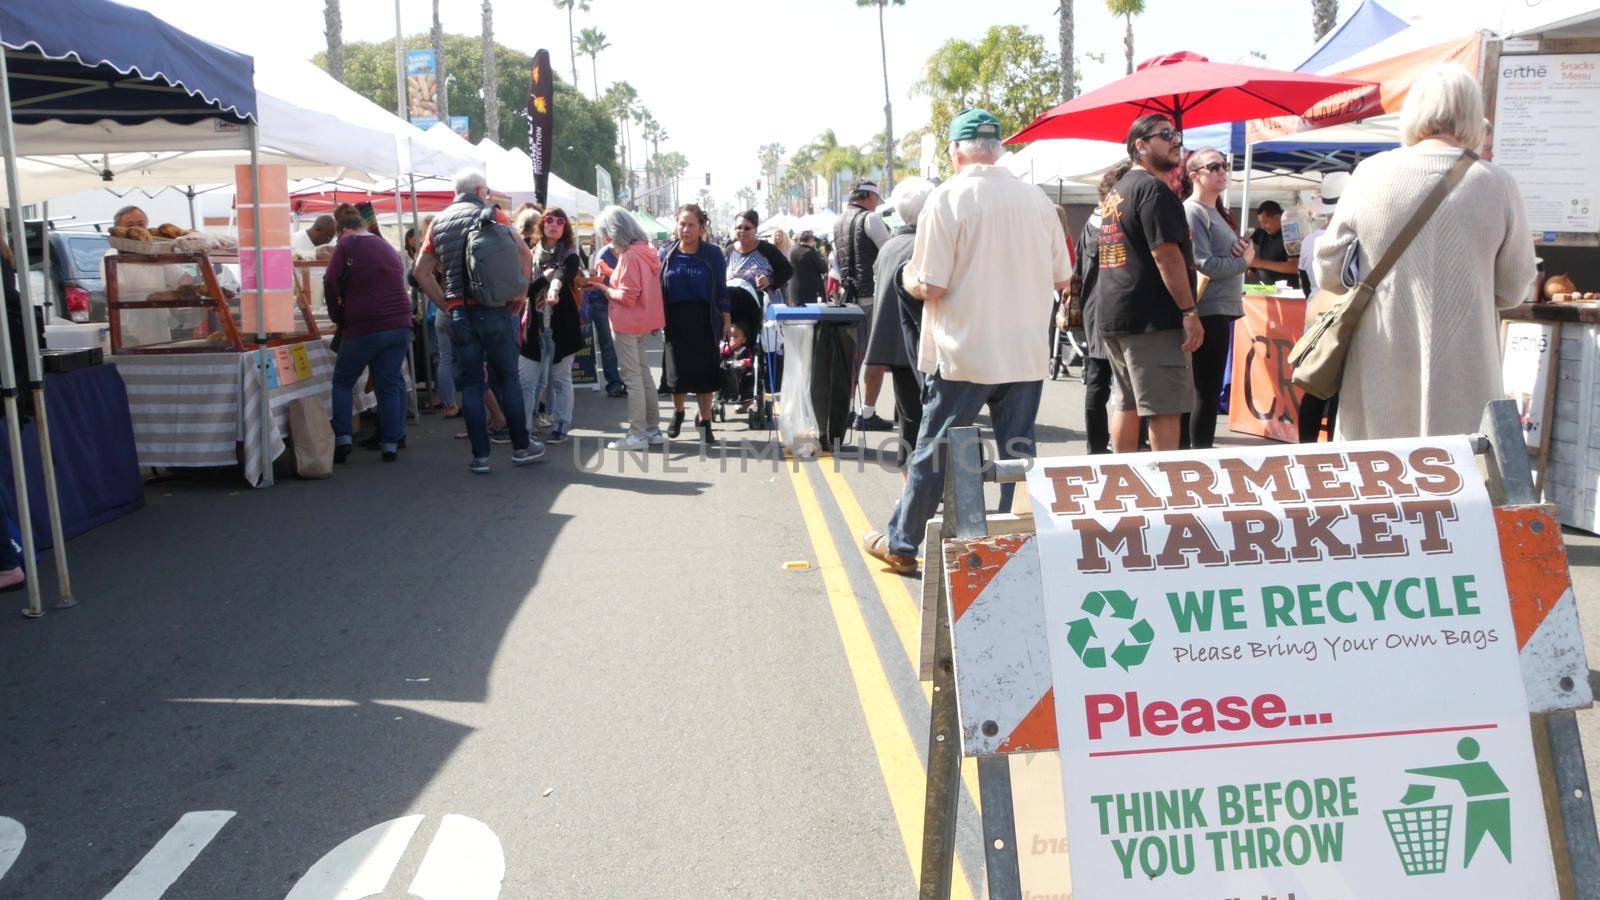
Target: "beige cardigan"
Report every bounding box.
[1314,146,1536,441]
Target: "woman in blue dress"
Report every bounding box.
[658,204,730,444]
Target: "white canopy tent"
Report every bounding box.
[2,57,474,204]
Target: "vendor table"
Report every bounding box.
[1227,287,1308,442]
[1501,302,1600,532]
[113,340,334,486]
[0,364,144,550]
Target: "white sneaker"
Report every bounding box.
[646,429,665,446]
[535,414,554,429]
[608,433,649,451]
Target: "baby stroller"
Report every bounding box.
[1048,289,1089,380]
[715,278,775,429]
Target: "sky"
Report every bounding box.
[136,0,1532,209]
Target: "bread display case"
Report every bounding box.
[105,252,321,354]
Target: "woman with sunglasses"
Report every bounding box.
[523,207,585,444]
[725,210,794,306]
[1182,148,1254,449]
[658,203,730,443]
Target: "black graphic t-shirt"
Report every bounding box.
[1094,167,1195,336]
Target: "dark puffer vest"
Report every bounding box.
[834,203,879,303]
[429,193,489,301]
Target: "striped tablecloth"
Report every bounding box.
[113,342,335,486]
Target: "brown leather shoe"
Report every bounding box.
[862,530,917,575]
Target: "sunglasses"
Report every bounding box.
[1190,161,1227,174]
[543,215,565,224]
[733,224,754,231]
[1147,128,1183,145]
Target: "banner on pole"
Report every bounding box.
[449,115,469,137]
[528,49,554,208]
[1024,436,1557,898]
[405,50,439,131]
[596,165,615,205]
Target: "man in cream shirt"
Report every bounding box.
[862,109,1073,574]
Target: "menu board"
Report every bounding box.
[1495,53,1600,234]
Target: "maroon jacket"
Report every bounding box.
[323,232,412,339]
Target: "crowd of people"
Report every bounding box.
[284,62,1536,580]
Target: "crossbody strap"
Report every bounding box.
[1361,150,1477,288]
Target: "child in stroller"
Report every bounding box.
[714,279,773,426]
[720,323,756,413]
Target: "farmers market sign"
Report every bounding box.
[1025,436,1557,899]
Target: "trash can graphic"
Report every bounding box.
[1384,803,1453,875]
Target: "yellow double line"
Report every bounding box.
[785,459,978,898]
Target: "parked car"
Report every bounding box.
[24,225,107,324]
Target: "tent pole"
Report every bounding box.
[39,200,49,319]
[247,123,273,488]
[8,172,70,605]
[186,185,198,230]
[0,39,48,617]
[1238,141,1254,238]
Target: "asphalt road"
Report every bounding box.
[3,342,1600,898]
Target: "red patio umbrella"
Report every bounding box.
[1006,51,1375,144]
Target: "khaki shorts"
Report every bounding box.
[1103,330,1194,416]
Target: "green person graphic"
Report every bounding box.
[1405,737,1512,866]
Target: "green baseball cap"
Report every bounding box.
[949,108,1003,142]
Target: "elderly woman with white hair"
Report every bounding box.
[865,176,936,469]
[591,205,667,450]
[1313,63,1535,441]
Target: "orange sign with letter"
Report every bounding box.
[1227,295,1306,443]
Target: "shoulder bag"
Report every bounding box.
[1288,150,1477,399]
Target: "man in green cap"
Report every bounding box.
[862,108,1074,574]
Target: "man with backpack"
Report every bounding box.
[413,168,543,473]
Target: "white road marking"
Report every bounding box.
[0,817,24,884]
[407,814,504,900]
[102,810,235,900]
[283,815,423,900]
[167,698,359,708]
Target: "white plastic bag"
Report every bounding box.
[777,322,821,456]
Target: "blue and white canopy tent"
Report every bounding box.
[0,0,265,615]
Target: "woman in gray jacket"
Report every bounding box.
[1182,148,1254,449]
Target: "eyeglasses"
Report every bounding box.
[1148,128,1183,145]
[543,215,565,224]
[733,224,754,232]
[1189,161,1227,175]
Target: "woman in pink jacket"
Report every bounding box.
[593,205,667,450]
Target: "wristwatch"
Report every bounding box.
[1179,307,1199,318]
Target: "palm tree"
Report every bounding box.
[323,0,343,82]
[482,0,499,140]
[1105,0,1145,74]
[853,0,904,193]
[757,142,784,210]
[431,0,449,120]
[1312,0,1338,40]
[1056,1,1074,102]
[658,151,689,209]
[575,27,610,100]
[603,82,639,203]
[553,0,592,87]
[638,113,659,210]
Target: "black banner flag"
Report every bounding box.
[528,49,553,207]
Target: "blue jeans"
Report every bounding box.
[431,316,457,406]
[331,327,412,452]
[449,306,530,458]
[531,327,575,433]
[886,374,1043,557]
[587,296,624,392]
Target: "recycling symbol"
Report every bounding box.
[1066,590,1155,671]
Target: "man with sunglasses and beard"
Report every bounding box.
[1094,114,1202,453]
